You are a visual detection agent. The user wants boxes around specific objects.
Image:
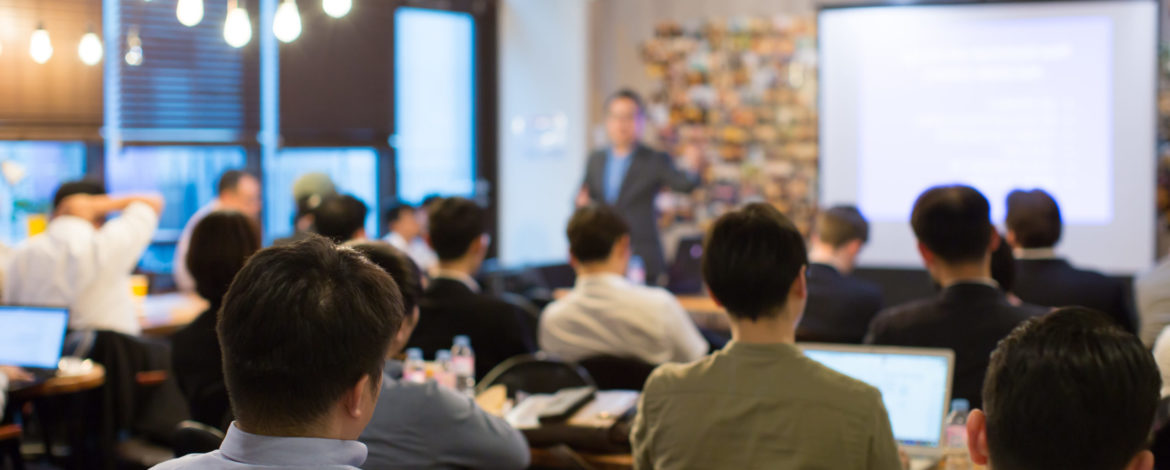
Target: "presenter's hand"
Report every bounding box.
[575,187,592,208]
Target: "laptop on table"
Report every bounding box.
[800,343,955,463]
[0,306,70,387]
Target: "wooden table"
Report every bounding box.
[138,292,209,337]
[10,364,106,400]
[530,447,633,470]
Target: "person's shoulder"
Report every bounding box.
[149,452,219,469]
[799,358,884,409]
[873,298,934,324]
[643,355,714,393]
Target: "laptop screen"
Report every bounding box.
[0,306,69,369]
[802,345,953,448]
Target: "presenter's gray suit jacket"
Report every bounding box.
[582,143,699,283]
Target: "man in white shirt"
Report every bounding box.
[540,205,707,365]
[173,171,261,293]
[4,181,164,335]
[382,204,437,273]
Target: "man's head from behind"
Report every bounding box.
[350,242,423,359]
[384,204,421,241]
[567,205,631,274]
[969,307,1160,470]
[217,170,262,220]
[810,205,869,269]
[217,236,402,439]
[911,185,996,273]
[428,197,488,269]
[52,180,107,224]
[315,195,369,244]
[702,203,808,324]
[1005,189,1062,250]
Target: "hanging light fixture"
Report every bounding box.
[125,26,144,66]
[322,0,351,18]
[223,0,252,48]
[176,0,204,27]
[78,25,104,66]
[29,23,53,64]
[273,0,302,43]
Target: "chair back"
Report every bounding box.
[578,356,656,391]
[172,421,225,457]
[477,354,594,399]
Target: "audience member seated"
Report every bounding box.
[315,194,369,244]
[990,232,1023,306]
[152,236,403,469]
[865,185,1044,409]
[967,307,1159,470]
[173,170,262,293]
[1137,257,1170,347]
[4,181,164,335]
[632,203,901,469]
[171,211,262,430]
[407,197,536,381]
[1005,189,1135,332]
[382,204,438,274]
[351,242,530,470]
[274,173,336,246]
[0,365,31,420]
[540,205,707,364]
[798,205,884,344]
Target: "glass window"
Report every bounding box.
[105,146,247,273]
[0,142,87,246]
[262,148,379,245]
[394,7,477,204]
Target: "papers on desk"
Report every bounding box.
[506,390,639,430]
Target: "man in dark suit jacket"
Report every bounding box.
[1005,189,1136,333]
[866,185,1044,410]
[798,205,884,344]
[406,197,536,381]
[578,90,701,285]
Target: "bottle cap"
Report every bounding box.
[406,348,423,360]
[950,398,970,414]
[436,349,452,361]
[454,335,471,347]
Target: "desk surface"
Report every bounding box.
[11,364,106,400]
[139,292,209,337]
[529,447,633,470]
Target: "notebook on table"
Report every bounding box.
[0,305,70,386]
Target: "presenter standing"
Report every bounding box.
[577,90,701,285]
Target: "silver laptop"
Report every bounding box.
[800,343,955,457]
[0,306,70,384]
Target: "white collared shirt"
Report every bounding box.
[382,232,438,274]
[4,202,159,335]
[539,273,708,365]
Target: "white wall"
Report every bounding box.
[498,0,590,267]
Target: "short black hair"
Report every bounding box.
[911,185,993,264]
[218,236,402,433]
[983,307,1160,470]
[383,204,415,226]
[567,205,630,263]
[1005,189,1063,248]
[314,195,368,244]
[52,180,106,210]
[989,232,1015,293]
[605,89,646,116]
[420,194,444,210]
[814,205,869,247]
[702,203,808,321]
[187,211,262,304]
[217,170,252,196]
[351,242,423,316]
[428,197,486,261]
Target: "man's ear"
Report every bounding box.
[791,265,808,301]
[988,230,1001,254]
[1127,450,1154,470]
[1005,230,1018,249]
[343,374,376,419]
[917,241,935,268]
[967,410,991,466]
[846,239,864,258]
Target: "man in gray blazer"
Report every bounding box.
[578,90,700,285]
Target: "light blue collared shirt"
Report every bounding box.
[150,422,368,469]
[603,148,634,204]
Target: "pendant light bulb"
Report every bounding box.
[177,0,204,27]
[29,25,53,64]
[322,0,351,18]
[78,29,104,66]
[273,0,302,43]
[125,27,143,66]
[224,2,252,48]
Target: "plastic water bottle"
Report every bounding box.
[404,348,427,384]
[627,255,646,285]
[435,350,456,389]
[451,335,476,396]
[944,399,971,470]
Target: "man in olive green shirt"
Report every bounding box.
[631,203,902,470]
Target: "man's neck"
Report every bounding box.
[931,261,993,287]
[729,311,797,345]
[575,260,626,278]
[437,260,477,279]
[808,243,853,274]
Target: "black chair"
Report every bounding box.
[577,356,656,391]
[172,421,225,458]
[476,354,594,399]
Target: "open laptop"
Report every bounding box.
[0,306,70,385]
[800,343,955,460]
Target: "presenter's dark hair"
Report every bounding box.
[983,307,1159,470]
[351,242,423,316]
[567,205,631,263]
[314,194,368,244]
[911,185,993,263]
[428,197,486,261]
[217,170,253,196]
[1005,189,1063,248]
[187,210,262,304]
[218,236,401,434]
[52,180,106,210]
[702,203,807,321]
[814,205,869,247]
[605,89,646,115]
